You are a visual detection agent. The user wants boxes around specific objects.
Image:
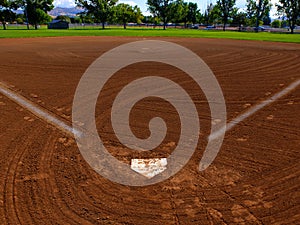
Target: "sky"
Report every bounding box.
[53,0,279,17]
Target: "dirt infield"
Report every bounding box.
[0,37,299,224]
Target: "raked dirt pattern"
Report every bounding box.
[0,37,299,224]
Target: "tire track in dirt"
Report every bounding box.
[0,96,45,224]
[0,96,95,224]
[2,133,25,224]
[32,136,92,224]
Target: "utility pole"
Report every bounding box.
[24,1,30,30]
[255,0,262,32]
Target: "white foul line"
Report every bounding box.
[209,79,300,141]
[0,79,299,140]
[0,82,81,137]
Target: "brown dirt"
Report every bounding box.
[0,36,299,224]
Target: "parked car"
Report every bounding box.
[204,25,216,30]
[254,26,265,31]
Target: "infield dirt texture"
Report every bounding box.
[0,37,299,224]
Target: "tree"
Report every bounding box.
[33,8,52,26]
[70,16,81,24]
[168,0,186,25]
[216,0,236,31]
[55,15,71,23]
[114,3,144,29]
[276,0,300,34]
[142,15,160,26]
[21,0,54,29]
[113,3,143,29]
[131,5,143,24]
[176,2,199,27]
[271,19,281,28]
[16,15,24,24]
[203,3,220,26]
[262,10,271,25]
[246,0,271,32]
[147,0,173,30]
[114,3,132,29]
[281,20,288,28]
[76,0,118,29]
[203,3,213,25]
[167,1,199,27]
[77,12,95,24]
[232,9,247,31]
[0,0,16,30]
[186,2,199,25]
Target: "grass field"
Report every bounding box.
[0,28,300,43]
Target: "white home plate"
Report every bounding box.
[131,158,167,178]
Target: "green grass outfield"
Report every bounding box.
[0,27,299,43]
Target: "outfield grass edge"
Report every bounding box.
[0,29,299,44]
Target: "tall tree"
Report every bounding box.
[55,15,71,23]
[114,3,143,29]
[262,10,271,25]
[147,0,172,30]
[168,1,199,27]
[142,15,160,26]
[76,0,118,29]
[246,0,271,32]
[0,0,16,30]
[168,0,186,25]
[204,3,212,25]
[77,11,96,24]
[232,8,247,31]
[203,3,220,25]
[132,5,143,24]
[216,0,236,31]
[114,3,132,28]
[21,0,54,30]
[186,2,199,25]
[271,19,281,28]
[276,0,300,34]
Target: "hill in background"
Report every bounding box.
[49,7,84,17]
[14,7,84,18]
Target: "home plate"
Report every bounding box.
[131,158,167,178]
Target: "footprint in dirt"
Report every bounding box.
[236,137,248,142]
[61,114,71,119]
[231,204,260,224]
[16,107,24,112]
[58,137,74,147]
[30,93,38,98]
[37,100,45,105]
[243,103,252,109]
[55,106,65,112]
[23,116,35,122]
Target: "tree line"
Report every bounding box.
[0,0,299,33]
